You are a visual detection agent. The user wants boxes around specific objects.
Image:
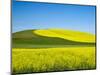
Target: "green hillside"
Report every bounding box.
[12,30,95,48]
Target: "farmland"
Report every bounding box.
[12,29,96,74]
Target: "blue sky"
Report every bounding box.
[12,0,96,34]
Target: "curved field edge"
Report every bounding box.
[34,29,95,43]
[12,30,95,48]
[12,47,96,74]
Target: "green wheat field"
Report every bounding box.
[12,29,96,74]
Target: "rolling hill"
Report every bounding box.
[12,29,95,48]
[34,29,95,43]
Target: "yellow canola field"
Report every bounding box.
[12,47,95,73]
[34,29,95,43]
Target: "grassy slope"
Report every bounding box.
[12,30,95,48]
